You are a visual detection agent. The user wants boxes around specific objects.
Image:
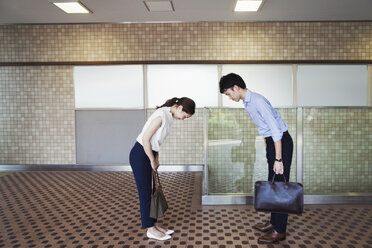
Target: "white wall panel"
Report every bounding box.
[74,65,143,108]
[147,65,218,108]
[222,65,293,108]
[298,65,368,106]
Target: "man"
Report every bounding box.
[219,73,294,244]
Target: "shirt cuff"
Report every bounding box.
[272,132,283,142]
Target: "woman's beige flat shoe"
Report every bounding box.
[146,230,171,240]
[165,229,174,235]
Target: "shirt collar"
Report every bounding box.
[243,89,252,106]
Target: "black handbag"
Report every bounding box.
[149,170,168,219]
[254,174,304,214]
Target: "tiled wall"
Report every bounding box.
[146,109,204,165]
[0,66,76,164]
[207,108,297,194]
[0,22,371,62]
[0,21,371,167]
[303,108,372,194]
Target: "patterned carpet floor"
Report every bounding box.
[0,171,371,248]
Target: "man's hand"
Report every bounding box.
[273,161,284,175]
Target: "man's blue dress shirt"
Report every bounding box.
[243,89,288,142]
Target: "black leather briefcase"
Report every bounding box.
[254,175,304,214]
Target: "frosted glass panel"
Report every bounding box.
[147,65,218,108]
[222,65,293,108]
[74,65,143,108]
[298,65,368,106]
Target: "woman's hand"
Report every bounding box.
[151,158,160,171]
[273,161,284,175]
[151,154,160,170]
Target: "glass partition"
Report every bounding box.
[206,107,371,196]
[207,108,297,194]
[303,107,372,194]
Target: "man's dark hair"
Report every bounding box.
[219,73,247,93]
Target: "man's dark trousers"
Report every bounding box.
[265,131,294,233]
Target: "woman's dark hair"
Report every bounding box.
[219,73,247,93]
[157,97,196,115]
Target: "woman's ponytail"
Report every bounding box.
[156,97,179,108]
[157,97,195,115]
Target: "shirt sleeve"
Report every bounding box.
[256,98,283,142]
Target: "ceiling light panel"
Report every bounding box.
[144,1,174,12]
[234,0,264,12]
[53,2,91,14]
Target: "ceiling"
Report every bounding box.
[0,0,371,24]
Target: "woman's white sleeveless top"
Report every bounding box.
[136,107,174,152]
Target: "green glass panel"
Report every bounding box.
[207,108,297,194]
[303,108,372,194]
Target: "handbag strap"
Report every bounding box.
[151,170,156,191]
[151,169,162,191]
[155,170,162,188]
[271,174,287,184]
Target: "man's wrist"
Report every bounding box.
[275,158,282,162]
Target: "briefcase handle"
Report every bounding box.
[271,174,288,184]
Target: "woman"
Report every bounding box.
[129,97,196,240]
